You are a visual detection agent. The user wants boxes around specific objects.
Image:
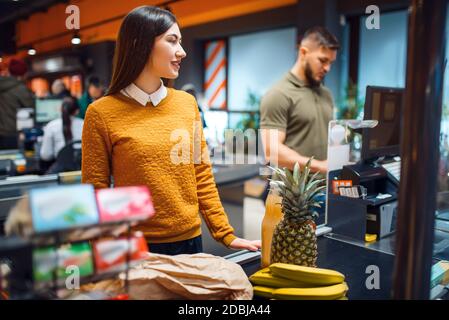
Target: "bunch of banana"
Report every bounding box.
[250,263,348,300]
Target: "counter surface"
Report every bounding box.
[317,236,394,299]
[212,164,261,186]
[238,236,395,300]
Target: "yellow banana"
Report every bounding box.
[272,282,348,300]
[270,263,345,285]
[253,286,275,299]
[250,268,316,288]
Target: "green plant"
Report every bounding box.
[337,80,364,120]
[236,112,260,131]
[235,88,261,130]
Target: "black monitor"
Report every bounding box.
[35,98,62,126]
[361,86,404,161]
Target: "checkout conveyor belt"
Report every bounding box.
[227,236,397,300]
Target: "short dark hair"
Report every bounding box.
[61,96,80,144]
[86,75,101,88]
[299,26,340,50]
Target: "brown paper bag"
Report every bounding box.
[122,252,253,300]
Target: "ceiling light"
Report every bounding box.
[28,47,36,56]
[71,33,81,45]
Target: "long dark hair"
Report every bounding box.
[107,6,177,96]
[61,96,80,144]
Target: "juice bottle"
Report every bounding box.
[261,181,283,268]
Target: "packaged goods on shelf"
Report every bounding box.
[30,184,99,233]
[93,233,149,274]
[33,242,94,286]
[431,260,449,289]
[96,186,155,223]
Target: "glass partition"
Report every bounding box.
[431,3,449,299]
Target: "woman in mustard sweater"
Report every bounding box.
[81,6,261,255]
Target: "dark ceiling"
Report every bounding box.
[0,0,66,25]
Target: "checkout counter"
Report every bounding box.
[0,97,69,180]
[320,86,449,299]
[201,86,448,300]
[0,163,261,236]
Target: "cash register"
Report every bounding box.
[328,86,404,240]
[0,99,62,177]
[358,86,403,186]
[29,98,62,152]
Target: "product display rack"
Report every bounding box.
[29,219,136,300]
[1,184,154,300]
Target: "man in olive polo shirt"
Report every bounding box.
[260,26,339,173]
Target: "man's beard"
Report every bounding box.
[305,62,322,87]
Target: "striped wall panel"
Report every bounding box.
[204,40,227,109]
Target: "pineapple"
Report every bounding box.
[269,158,326,267]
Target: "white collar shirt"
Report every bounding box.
[120,81,167,106]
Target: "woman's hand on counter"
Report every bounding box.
[229,238,261,251]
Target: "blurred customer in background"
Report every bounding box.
[0,60,9,77]
[78,75,105,119]
[50,79,71,99]
[40,96,84,162]
[0,58,35,149]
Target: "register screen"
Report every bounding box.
[36,99,62,124]
[368,92,401,150]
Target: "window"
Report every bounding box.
[358,10,408,100]
[228,27,297,111]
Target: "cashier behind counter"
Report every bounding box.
[0,97,83,177]
[38,97,83,174]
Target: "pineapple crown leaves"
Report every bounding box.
[268,157,326,220]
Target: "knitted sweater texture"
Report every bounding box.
[81,89,236,246]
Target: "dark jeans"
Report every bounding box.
[148,235,203,255]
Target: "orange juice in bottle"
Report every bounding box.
[261,181,283,268]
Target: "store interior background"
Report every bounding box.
[1,0,449,298]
